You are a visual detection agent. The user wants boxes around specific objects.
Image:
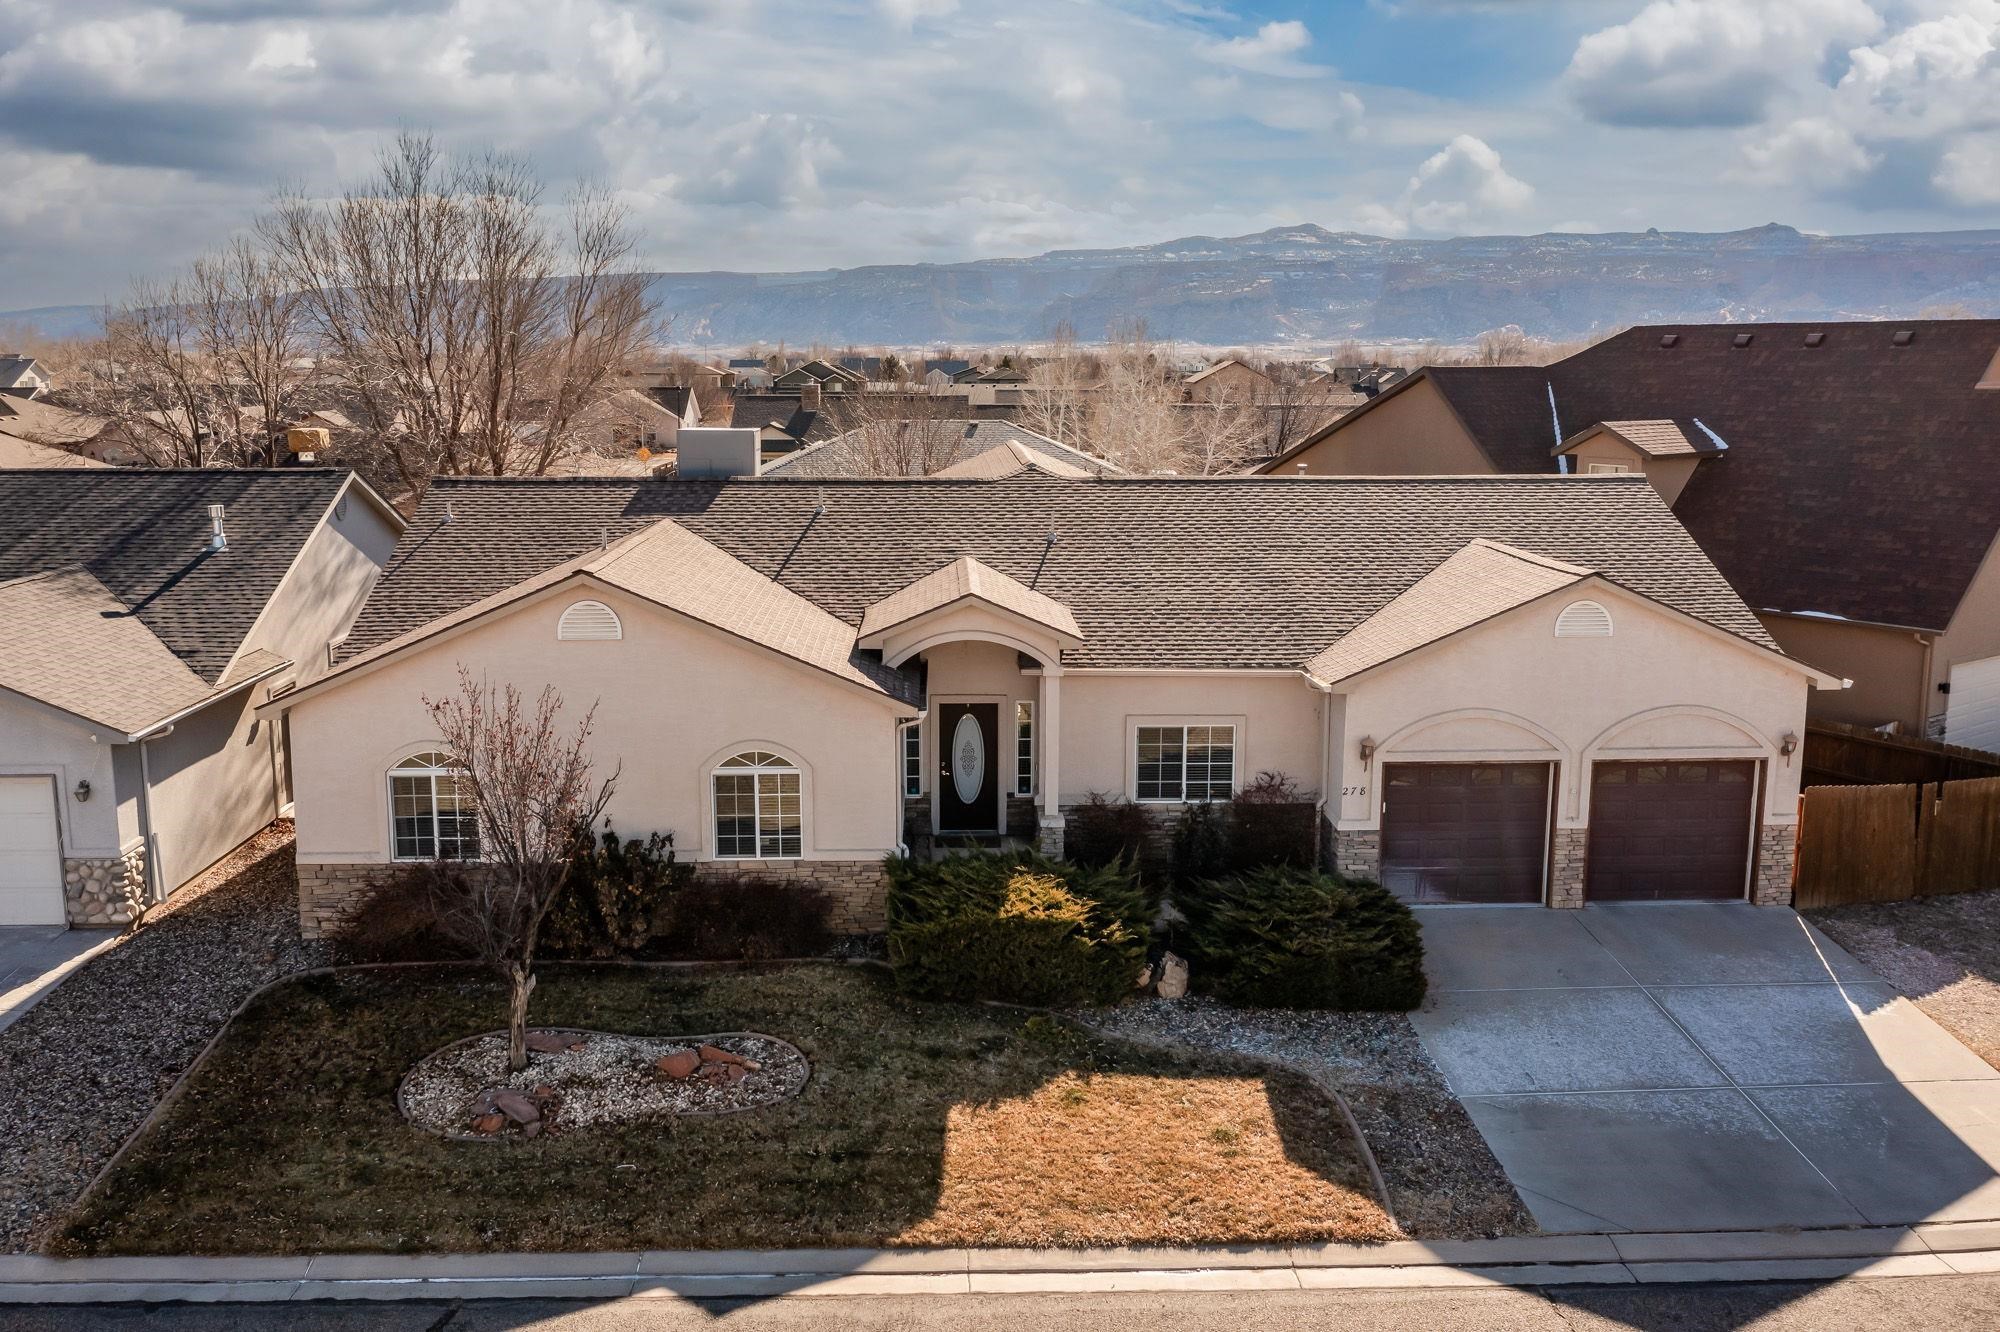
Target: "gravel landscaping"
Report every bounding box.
[400,1030,810,1136]
[1807,889,2000,1071]
[0,823,326,1253]
[1078,996,1535,1240]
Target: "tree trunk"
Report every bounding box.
[507,962,537,1072]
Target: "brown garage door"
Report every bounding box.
[1588,761,1756,902]
[1380,763,1551,904]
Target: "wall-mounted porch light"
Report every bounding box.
[1779,732,1799,764]
[73,778,91,802]
[1357,736,1377,769]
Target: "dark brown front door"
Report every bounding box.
[937,703,1000,833]
[1380,763,1551,904]
[1587,761,1756,901]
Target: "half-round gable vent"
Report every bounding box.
[558,600,622,641]
[1555,599,1614,638]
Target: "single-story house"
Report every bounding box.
[0,469,403,926]
[1257,320,2000,745]
[263,471,1838,938]
[0,355,51,400]
[772,360,866,393]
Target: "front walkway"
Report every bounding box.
[0,928,114,1035]
[1410,904,2000,1233]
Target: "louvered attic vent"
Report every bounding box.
[1555,600,1614,638]
[558,600,623,641]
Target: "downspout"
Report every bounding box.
[1304,672,1334,870]
[136,726,173,905]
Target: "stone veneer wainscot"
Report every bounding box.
[63,847,148,927]
[297,859,891,939]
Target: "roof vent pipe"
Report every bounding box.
[206,503,227,552]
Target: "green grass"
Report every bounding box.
[56,964,1392,1255]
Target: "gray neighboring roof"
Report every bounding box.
[0,356,41,390]
[342,472,1777,675]
[0,469,357,683]
[931,439,1091,479]
[761,421,1121,478]
[0,568,288,734]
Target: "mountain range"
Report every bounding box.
[8,223,1999,349]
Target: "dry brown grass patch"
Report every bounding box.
[897,1070,1395,1247]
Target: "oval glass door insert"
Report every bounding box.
[951,713,986,806]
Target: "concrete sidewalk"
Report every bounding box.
[5,1222,1999,1303]
[0,927,117,1035]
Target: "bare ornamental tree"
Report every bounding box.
[423,669,616,1072]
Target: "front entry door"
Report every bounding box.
[937,703,1000,833]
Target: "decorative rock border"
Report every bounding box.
[396,1028,812,1141]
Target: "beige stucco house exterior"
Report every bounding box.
[1258,321,2000,747]
[0,469,402,927]
[265,471,1838,937]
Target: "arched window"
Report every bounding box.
[389,751,480,860]
[558,599,622,641]
[712,751,801,859]
[1555,599,1614,638]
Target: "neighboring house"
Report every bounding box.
[1354,366,1408,397]
[836,355,886,380]
[0,395,126,463]
[0,469,403,927]
[727,359,773,390]
[0,431,106,470]
[730,393,830,456]
[760,421,1122,479]
[1260,321,2000,744]
[772,360,866,393]
[1185,358,1274,403]
[576,387,702,462]
[922,358,972,387]
[0,355,51,399]
[267,471,1835,938]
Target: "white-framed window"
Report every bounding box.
[1135,724,1235,802]
[1583,461,1631,475]
[902,724,922,798]
[713,751,802,859]
[1014,701,1035,796]
[558,599,622,641]
[389,751,480,860]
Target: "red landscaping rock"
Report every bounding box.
[700,1044,757,1067]
[493,1090,541,1124]
[656,1049,701,1079]
[469,1113,506,1135]
[524,1032,576,1054]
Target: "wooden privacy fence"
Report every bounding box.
[1795,776,2000,908]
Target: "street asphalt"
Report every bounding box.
[4,1274,2000,1331]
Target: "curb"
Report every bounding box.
[4,1223,1998,1303]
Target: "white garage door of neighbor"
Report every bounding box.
[1946,656,2000,755]
[0,776,65,926]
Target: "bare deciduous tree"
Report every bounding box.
[823,387,971,476]
[262,132,659,500]
[423,668,616,1072]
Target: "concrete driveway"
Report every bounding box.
[0,926,115,1034]
[1410,904,2000,1233]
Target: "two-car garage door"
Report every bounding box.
[1380,760,1758,904]
[0,777,65,926]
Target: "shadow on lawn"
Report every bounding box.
[52,962,1389,1266]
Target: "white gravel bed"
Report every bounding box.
[1077,996,1535,1240]
[0,824,329,1252]
[400,1031,809,1136]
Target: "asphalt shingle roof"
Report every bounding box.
[0,468,351,682]
[763,421,1119,479]
[343,472,1775,674]
[1291,321,2000,632]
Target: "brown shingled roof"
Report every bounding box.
[342,472,1774,675]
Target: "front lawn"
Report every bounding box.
[56,964,1397,1254]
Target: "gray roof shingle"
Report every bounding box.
[343,472,1775,674]
[0,468,352,682]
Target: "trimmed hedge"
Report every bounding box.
[1177,868,1426,1011]
[886,852,1150,1006]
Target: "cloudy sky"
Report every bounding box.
[3,0,1998,309]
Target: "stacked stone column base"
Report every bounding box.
[63,847,147,927]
